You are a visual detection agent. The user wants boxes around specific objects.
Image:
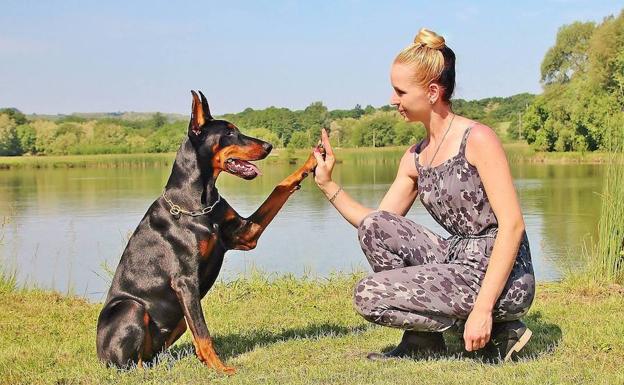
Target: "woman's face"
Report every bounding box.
[389,62,431,122]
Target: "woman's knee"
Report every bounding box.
[357,210,404,250]
[353,275,382,321]
[494,274,535,321]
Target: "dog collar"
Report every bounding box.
[161,189,221,217]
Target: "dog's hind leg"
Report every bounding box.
[96,299,152,369]
[164,318,187,349]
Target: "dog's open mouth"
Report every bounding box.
[225,158,262,180]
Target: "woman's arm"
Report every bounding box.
[313,129,419,227]
[462,124,526,352]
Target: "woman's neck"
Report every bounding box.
[423,105,454,143]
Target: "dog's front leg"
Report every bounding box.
[232,152,318,250]
[171,277,235,375]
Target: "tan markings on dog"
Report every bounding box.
[216,144,266,166]
[223,207,238,221]
[164,318,187,349]
[190,335,235,374]
[138,311,153,368]
[227,123,236,129]
[198,236,216,259]
[191,92,205,131]
[210,143,223,178]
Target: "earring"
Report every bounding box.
[429,99,434,104]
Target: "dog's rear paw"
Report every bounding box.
[219,365,236,375]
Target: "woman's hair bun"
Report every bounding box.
[413,28,446,50]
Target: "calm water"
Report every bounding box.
[0,150,603,301]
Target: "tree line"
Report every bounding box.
[0,93,533,156]
[523,10,624,151]
[1,10,621,156]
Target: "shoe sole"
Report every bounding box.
[504,328,532,362]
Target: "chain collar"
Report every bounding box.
[161,189,221,217]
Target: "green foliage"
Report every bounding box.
[16,124,36,154]
[152,112,167,128]
[541,21,596,84]
[288,131,313,149]
[526,10,624,152]
[0,114,22,156]
[245,127,283,147]
[0,108,28,125]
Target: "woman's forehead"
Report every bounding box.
[391,63,417,86]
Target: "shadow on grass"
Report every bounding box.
[375,311,562,364]
[158,311,560,367]
[166,322,372,363]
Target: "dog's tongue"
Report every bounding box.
[244,161,262,176]
[229,159,262,179]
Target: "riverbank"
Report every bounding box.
[1,274,622,385]
[0,143,618,169]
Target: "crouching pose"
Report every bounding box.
[312,28,535,362]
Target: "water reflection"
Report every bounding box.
[0,152,603,301]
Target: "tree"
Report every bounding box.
[246,127,283,147]
[0,114,22,155]
[540,21,595,85]
[152,112,166,128]
[0,108,27,125]
[16,124,37,154]
[288,131,311,149]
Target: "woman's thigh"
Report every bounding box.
[353,263,478,325]
[358,210,448,272]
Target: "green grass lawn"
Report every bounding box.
[1,274,622,385]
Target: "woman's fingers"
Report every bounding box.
[321,128,334,158]
[312,147,325,167]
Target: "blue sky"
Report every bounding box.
[1,1,622,115]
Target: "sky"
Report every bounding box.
[1,0,622,115]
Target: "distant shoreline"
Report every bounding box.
[0,143,618,170]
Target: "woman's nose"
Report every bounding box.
[390,92,399,106]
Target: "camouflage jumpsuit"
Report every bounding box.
[354,126,535,331]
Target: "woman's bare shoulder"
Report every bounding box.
[465,121,505,165]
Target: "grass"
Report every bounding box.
[0,144,617,169]
[0,272,623,385]
[575,139,624,284]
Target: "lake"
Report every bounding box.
[0,149,603,301]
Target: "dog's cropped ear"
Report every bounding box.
[198,91,213,120]
[189,90,213,135]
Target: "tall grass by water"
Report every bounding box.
[591,144,624,283]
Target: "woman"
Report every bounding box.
[312,28,535,361]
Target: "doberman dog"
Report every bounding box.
[96,91,320,373]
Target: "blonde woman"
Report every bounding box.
[312,28,535,361]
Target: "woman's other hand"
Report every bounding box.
[463,308,493,352]
[312,128,335,189]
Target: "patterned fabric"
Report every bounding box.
[353,126,535,331]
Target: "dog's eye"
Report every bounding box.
[227,130,235,136]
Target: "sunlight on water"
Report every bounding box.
[0,152,603,301]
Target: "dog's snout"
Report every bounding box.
[263,142,273,153]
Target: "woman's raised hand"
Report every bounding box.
[312,128,335,188]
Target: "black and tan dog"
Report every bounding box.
[96,91,319,373]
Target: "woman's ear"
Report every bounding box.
[428,83,442,104]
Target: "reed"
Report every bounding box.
[591,144,624,283]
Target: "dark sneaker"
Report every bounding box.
[484,320,532,362]
[366,330,446,360]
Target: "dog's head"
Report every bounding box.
[188,90,272,180]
